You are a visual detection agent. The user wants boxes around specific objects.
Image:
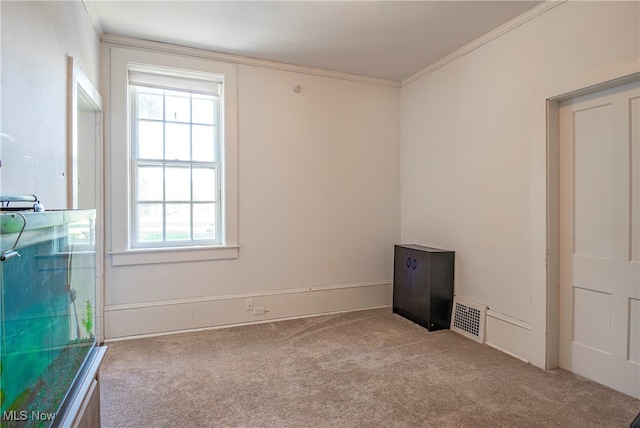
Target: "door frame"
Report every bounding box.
[67,57,105,342]
[545,70,640,369]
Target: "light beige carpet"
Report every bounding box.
[100,308,639,427]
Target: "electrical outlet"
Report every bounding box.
[245,299,253,311]
[253,306,265,315]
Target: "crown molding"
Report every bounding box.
[402,0,567,87]
[82,0,104,37]
[101,34,401,89]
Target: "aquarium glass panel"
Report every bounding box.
[1,212,96,427]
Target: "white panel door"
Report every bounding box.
[559,80,640,399]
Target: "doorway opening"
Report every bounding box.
[68,57,105,342]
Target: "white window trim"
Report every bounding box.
[108,47,238,265]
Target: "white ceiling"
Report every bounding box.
[89,1,543,82]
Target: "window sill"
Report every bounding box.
[110,245,239,266]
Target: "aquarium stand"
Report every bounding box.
[55,346,107,428]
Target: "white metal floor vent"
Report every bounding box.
[450,297,487,343]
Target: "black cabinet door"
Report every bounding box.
[393,245,412,315]
[410,249,430,324]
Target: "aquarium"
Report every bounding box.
[0,209,96,428]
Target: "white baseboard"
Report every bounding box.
[103,281,392,339]
[484,310,531,363]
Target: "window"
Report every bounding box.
[129,71,222,247]
[108,47,238,265]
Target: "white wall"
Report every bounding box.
[102,44,400,338]
[401,1,639,366]
[0,1,100,207]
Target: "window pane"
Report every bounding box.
[165,123,190,160]
[137,91,163,120]
[193,167,216,201]
[165,91,190,122]
[192,125,215,162]
[166,204,191,241]
[192,96,215,125]
[137,165,163,201]
[165,166,191,201]
[138,121,164,159]
[137,203,163,242]
[193,203,216,240]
